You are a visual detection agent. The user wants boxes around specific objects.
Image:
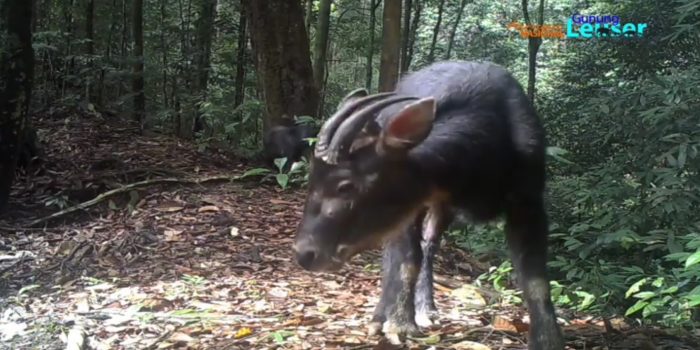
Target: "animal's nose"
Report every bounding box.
[293,239,319,270]
[296,248,318,270]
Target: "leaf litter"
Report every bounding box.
[0,107,698,349]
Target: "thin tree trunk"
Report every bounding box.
[378,0,401,92]
[400,0,411,73]
[313,0,331,115]
[84,0,95,103]
[119,0,129,98]
[445,0,468,60]
[365,0,379,91]
[101,0,119,107]
[522,0,544,103]
[62,0,75,99]
[192,0,218,135]
[0,0,34,211]
[86,0,94,55]
[132,0,145,124]
[160,0,169,108]
[426,0,445,63]
[305,0,313,37]
[244,0,319,133]
[234,0,247,108]
[404,0,421,71]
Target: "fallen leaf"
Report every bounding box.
[0,322,27,341]
[198,205,220,213]
[268,287,289,299]
[492,315,528,333]
[452,340,492,350]
[159,206,184,213]
[168,332,194,343]
[234,327,253,339]
[164,229,184,242]
[451,285,486,306]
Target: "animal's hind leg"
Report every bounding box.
[414,204,451,327]
[504,194,564,350]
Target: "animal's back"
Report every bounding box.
[386,61,546,220]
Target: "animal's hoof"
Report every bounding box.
[367,321,383,337]
[382,319,423,345]
[414,309,439,328]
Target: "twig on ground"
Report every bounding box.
[437,326,493,346]
[143,329,175,350]
[0,252,33,276]
[27,176,233,227]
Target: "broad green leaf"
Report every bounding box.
[633,291,656,300]
[684,250,700,268]
[276,174,289,189]
[238,168,270,179]
[625,300,648,316]
[625,278,647,298]
[686,295,700,308]
[274,157,288,171]
[660,286,678,295]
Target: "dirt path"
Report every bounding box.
[1,109,696,349]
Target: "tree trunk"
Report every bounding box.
[426,0,445,63]
[192,0,218,135]
[234,0,247,108]
[62,0,75,99]
[86,0,94,55]
[400,0,411,74]
[0,0,34,212]
[244,0,319,133]
[84,0,95,104]
[365,0,379,91]
[522,0,544,103]
[160,0,169,108]
[312,0,331,113]
[132,0,145,124]
[378,0,401,92]
[100,0,119,107]
[305,0,313,37]
[404,0,421,72]
[445,0,468,60]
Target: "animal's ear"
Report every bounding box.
[338,88,369,109]
[379,98,435,155]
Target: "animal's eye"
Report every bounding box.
[336,180,355,195]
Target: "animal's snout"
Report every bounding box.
[294,240,319,270]
[293,236,343,272]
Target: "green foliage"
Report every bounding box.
[444,0,700,329]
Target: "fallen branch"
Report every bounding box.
[28,176,233,227]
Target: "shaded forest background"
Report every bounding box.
[2,0,700,334]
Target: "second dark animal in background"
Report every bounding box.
[262,123,318,170]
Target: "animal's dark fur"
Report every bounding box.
[294,61,564,349]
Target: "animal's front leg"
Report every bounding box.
[414,204,451,327]
[369,217,425,344]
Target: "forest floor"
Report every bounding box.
[1,108,698,350]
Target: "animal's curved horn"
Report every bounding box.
[337,88,369,109]
[315,91,396,160]
[324,95,419,164]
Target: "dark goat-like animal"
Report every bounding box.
[263,123,318,168]
[293,61,564,350]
